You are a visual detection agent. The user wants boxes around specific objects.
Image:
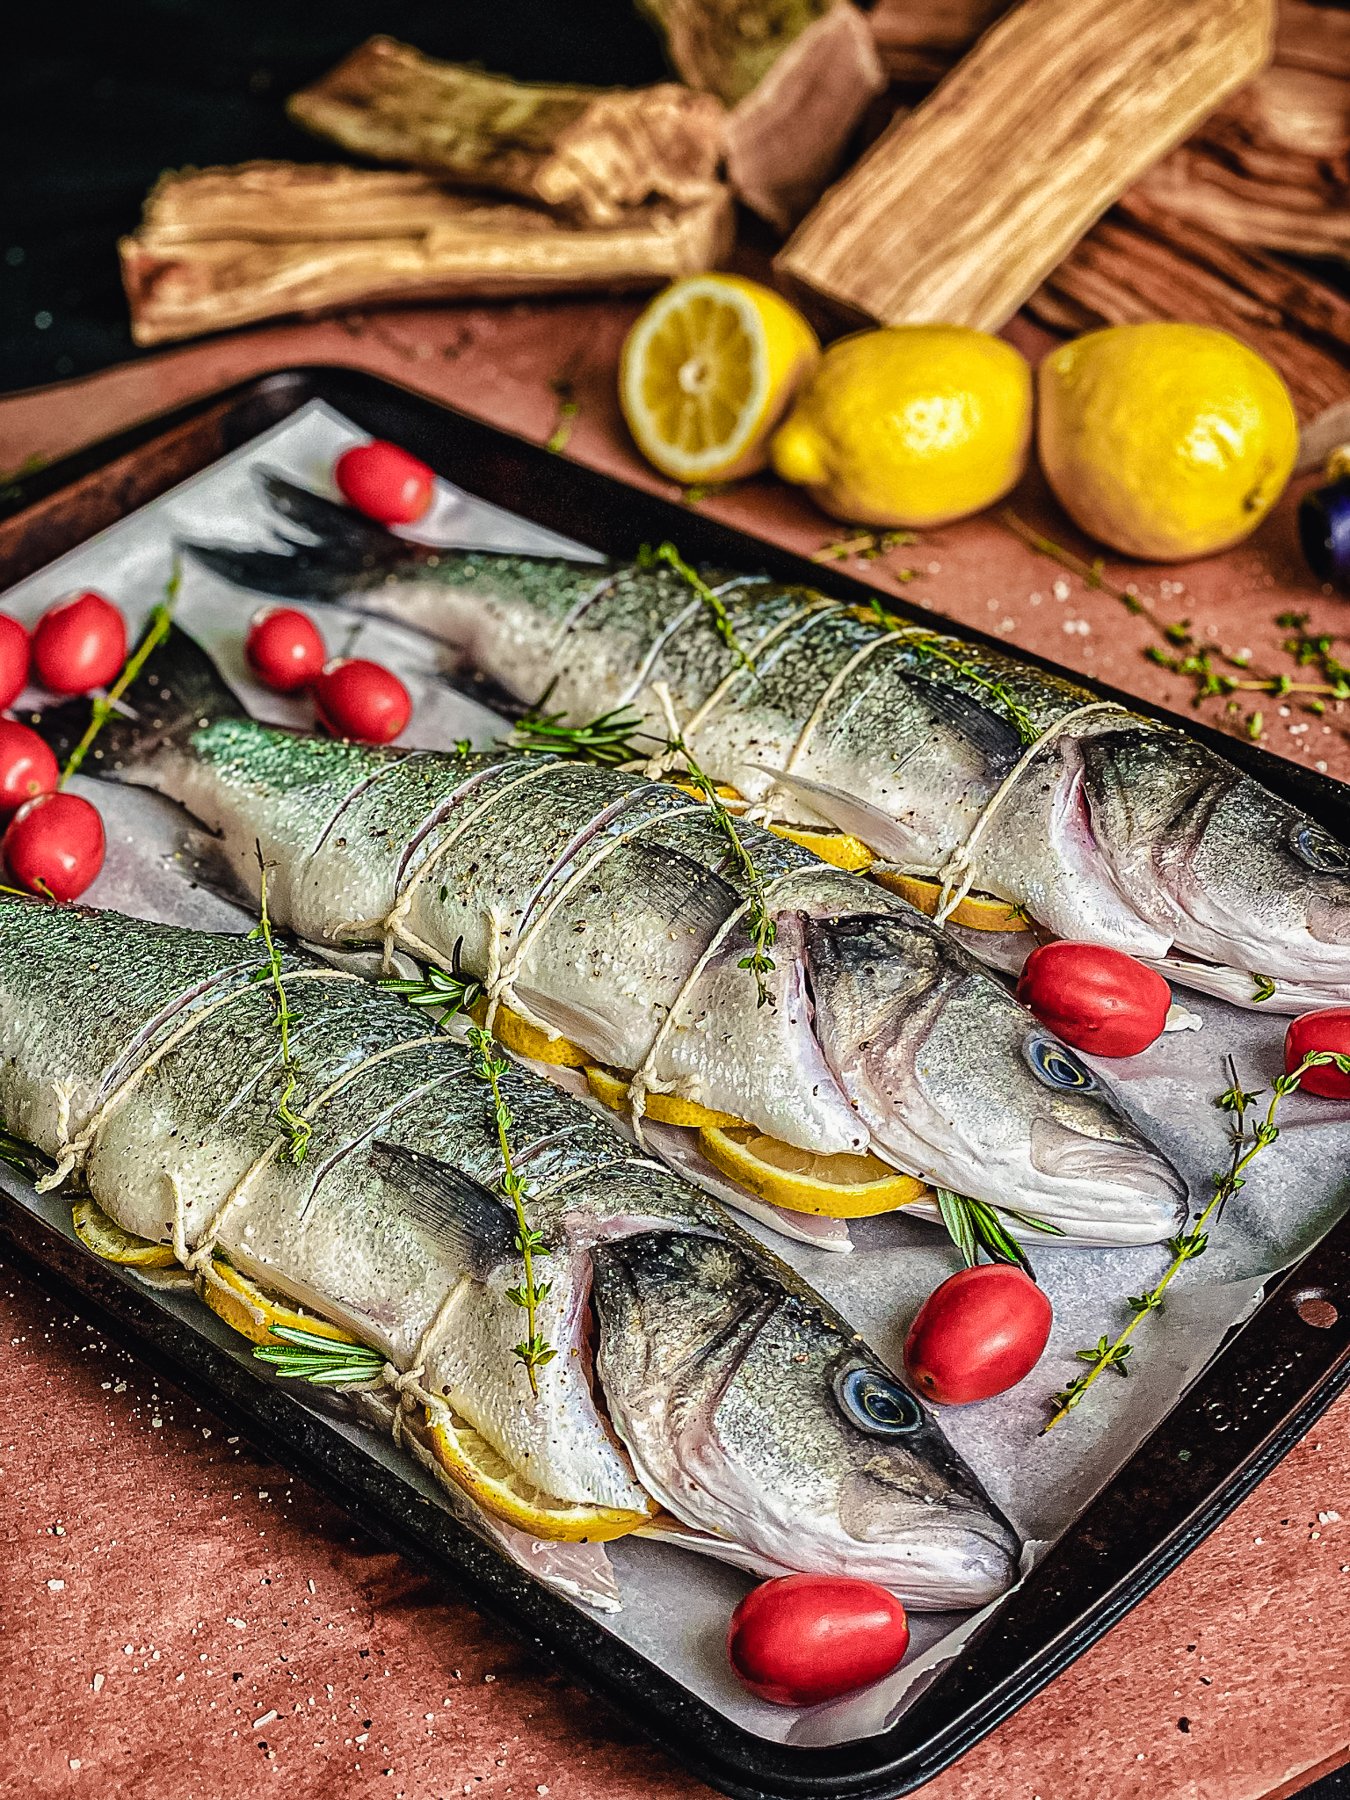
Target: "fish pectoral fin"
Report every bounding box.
[368,1141,516,1277]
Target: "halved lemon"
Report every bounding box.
[471,998,589,1068]
[873,868,1030,933]
[698,1126,929,1218]
[72,1196,177,1267]
[201,1259,359,1348]
[620,275,820,484]
[426,1408,655,1542]
[764,821,874,873]
[584,1063,746,1131]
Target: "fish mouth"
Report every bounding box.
[1027,1117,1189,1244]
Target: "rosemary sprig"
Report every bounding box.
[935,1187,1063,1278]
[380,939,483,1027]
[1043,1049,1350,1432]
[253,1324,385,1388]
[465,1023,554,1396]
[509,704,647,767]
[638,541,754,671]
[867,597,1039,745]
[0,1127,51,1180]
[60,562,181,786]
[249,846,312,1166]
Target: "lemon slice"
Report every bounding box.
[667,778,743,804]
[72,1196,177,1267]
[873,868,1030,933]
[698,1126,929,1218]
[202,1259,359,1348]
[426,1409,655,1542]
[584,1063,746,1130]
[764,821,874,873]
[470,998,589,1068]
[620,275,820,483]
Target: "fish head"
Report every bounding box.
[589,1228,1019,1608]
[1079,726,1350,992]
[804,909,1188,1245]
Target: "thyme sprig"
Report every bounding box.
[936,1187,1063,1278]
[500,690,778,1005]
[509,704,646,767]
[249,846,312,1166]
[1000,511,1350,731]
[1043,1049,1350,1432]
[867,597,1039,745]
[638,541,754,671]
[545,375,579,456]
[253,1324,385,1388]
[670,736,777,1005]
[465,1023,554,1395]
[380,939,483,1027]
[811,529,917,568]
[60,562,181,786]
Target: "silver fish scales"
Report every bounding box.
[0,893,1019,1611]
[186,473,1350,1016]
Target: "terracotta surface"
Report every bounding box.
[2,302,1350,1800]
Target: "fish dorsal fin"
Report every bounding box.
[369,1140,516,1277]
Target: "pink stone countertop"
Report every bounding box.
[1,298,1348,1800]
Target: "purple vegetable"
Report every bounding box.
[1299,476,1350,589]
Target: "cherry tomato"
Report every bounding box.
[0,721,58,814]
[727,1574,909,1707]
[904,1264,1052,1406]
[1016,941,1170,1057]
[0,614,31,709]
[1285,1008,1350,1099]
[314,658,412,744]
[245,607,326,693]
[32,591,127,695]
[3,791,105,901]
[334,440,434,525]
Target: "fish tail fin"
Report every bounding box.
[180,468,423,601]
[28,620,244,773]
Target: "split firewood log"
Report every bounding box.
[287,38,725,228]
[119,163,733,347]
[776,0,1275,330]
[637,0,885,230]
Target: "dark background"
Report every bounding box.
[0,2,671,395]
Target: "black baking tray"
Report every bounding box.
[1,365,1348,1800]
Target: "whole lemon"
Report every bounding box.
[1037,323,1298,562]
[770,326,1032,527]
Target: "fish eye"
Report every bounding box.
[1293,823,1350,875]
[1026,1034,1098,1092]
[834,1366,923,1437]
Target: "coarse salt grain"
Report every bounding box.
[47,1578,64,1591]
[254,1710,279,1730]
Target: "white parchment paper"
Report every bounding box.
[3,400,1348,1746]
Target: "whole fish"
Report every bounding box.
[42,624,1186,1251]
[0,894,1020,1610]
[187,473,1350,1014]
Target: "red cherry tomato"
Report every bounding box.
[314,659,412,745]
[727,1574,909,1708]
[334,440,434,525]
[904,1264,1052,1406]
[3,791,105,901]
[0,721,59,814]
[1285,1008,1350,1099]
[0,614,31,709]
[245,607,326,693]
[1016,941,1170,1057]
[32,591,127,695]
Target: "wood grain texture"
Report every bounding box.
[118,167,733,347]
[287,37,725,228]
[1029,197,1350,422]
[776,0,1276,330]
